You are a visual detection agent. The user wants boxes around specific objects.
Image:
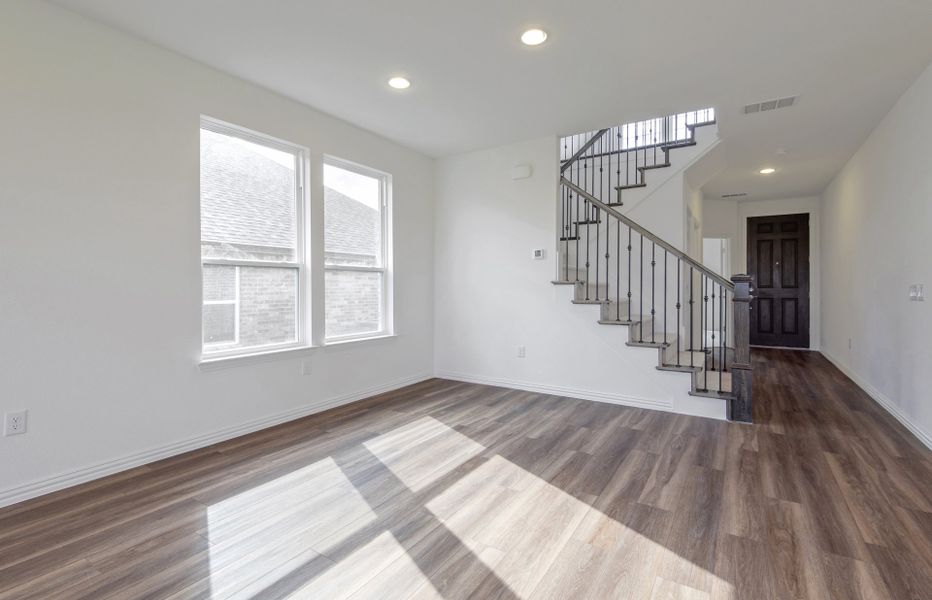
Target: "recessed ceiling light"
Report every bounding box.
[388,77,410,90]
[759,168,776,175]
[521,29,548,46]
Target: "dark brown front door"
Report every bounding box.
[747,213,810,348]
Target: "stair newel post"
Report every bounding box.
[729,274,754,423]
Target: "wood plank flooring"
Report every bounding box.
[2,349,931,599]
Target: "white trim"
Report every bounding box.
[0,373,433,509]
[322,156,393,342]
[821,349,932,451]
[323,264,384,273]
[750,345,817,351]
[199,343,316,371]
[324,333,397,346]
[203,258,299,268]
[434,370,673,412]
[199,116,310,360]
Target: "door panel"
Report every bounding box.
[757,298,774,333]
[781,240,798,287]
[757,240,774,287]
[747,213,810,347]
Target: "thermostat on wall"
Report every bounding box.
[532,249,545,260]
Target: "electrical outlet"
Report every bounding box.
[4,410,27,436]
[517,346,526,358]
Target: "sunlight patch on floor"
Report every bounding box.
[201,418,727,599]
[284,531,440,600]
[204,457,377,599]
[363,416,486,492]
[427,454,728,598]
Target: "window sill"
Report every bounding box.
[324,333,397,347]
[198,345,316,372]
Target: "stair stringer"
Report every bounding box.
[549,282,726,420]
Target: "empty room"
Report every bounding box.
[2,1,932,598]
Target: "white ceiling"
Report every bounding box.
[49,0,932,200]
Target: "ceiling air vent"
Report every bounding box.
[744,95,797,114]
[721,193,748,198]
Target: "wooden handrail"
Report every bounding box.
[560,177,735,290]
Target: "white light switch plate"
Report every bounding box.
[909,283,925,301]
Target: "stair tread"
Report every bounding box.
[638,163,671,171]
[615,183,648,190]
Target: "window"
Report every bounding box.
[200,118,307,358]
[324,158,391,341]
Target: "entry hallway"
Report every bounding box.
[1,350,930,599]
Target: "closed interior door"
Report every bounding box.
[747,213,810,348]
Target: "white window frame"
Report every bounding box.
[203,265,241,349]
[323,156,393,343]
[200,116,310,360]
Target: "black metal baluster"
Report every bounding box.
[561,186,567,280]
[627,227,632,322]
[663,249,668,347]
[689,267,695,369]
[650,243,656,343]
[719,283,725,394]
[710,283,717,373]
[616,130,622,204]
[616,220,621,321]
[723,287,729,373]
[595,138,601,300]
[676,259,681,367]
[639,234,644,342]
[652,120,657,165]
[585,196,590,299]
[601,134,608,303]
[574,191,580,281]
[703,276,709,392]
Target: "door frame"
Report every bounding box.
[734,199,820,350]
[746,212,811,349]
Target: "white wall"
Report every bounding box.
[433,137,725,421]
[820,59,932,448]
[0,1,435,505]
[702,196,821,350]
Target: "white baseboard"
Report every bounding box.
[821,350,932,451]
[434,370,673,412]
[0,373,432,509]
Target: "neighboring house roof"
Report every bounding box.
[201,129,378,257]
[201,129,296,249]
[324,187,379,258]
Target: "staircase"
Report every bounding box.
[554,109,754,422]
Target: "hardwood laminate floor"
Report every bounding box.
[2,349,931,599]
